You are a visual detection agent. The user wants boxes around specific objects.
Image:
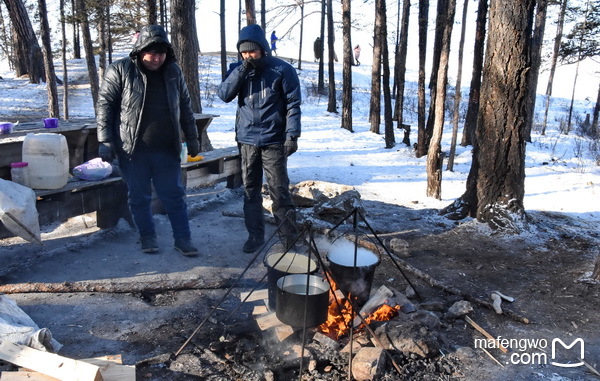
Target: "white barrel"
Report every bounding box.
[22,133,69,189]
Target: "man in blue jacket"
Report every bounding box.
[218,24,301,253]
[96,25,200,256]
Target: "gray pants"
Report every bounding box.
[240,143,296,240]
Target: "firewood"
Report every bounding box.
[0,277,235,294]
[464,315,508,353]
[240,289,269,302]
[0,341,103,381]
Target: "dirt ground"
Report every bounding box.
[1,182,599,380]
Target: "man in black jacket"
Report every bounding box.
[218,24,301,253]
[96,25,200,256]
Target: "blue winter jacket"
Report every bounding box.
[217,24,301,146]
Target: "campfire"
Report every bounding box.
[319,275,401,340]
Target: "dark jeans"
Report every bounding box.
[118,149,191,240]
[240,143,296,240]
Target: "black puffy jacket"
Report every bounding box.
[217,24,301,146]
[96,25,198,156]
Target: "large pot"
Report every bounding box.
[275,274,330,327]
[327,245,380,308]
[264,249,318,309]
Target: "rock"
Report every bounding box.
[313,332,340,350]
[405,285,416,299]
[409,310,440,329]
[351,347,386,381]
[389,238,410,257]
[314,189,364,224]
[419,298,446,312]
[444,300,473,320]
[452,346,476,361]
[386,321,441,358]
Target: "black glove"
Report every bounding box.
[187,138,200,157]
[243,58,257,70]
[98,142,114,162]
[284,138,298,157]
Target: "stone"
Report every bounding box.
[409,310,441,329]
[444,300,473,320]
[389,237,410,257]
[351,347,386,381]
[386,320,441,358]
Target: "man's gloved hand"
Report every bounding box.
[243,58,257,70]
[98,142,114,162]
[187,138,200,157]
[284,138,298,157]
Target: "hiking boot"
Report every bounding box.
[174,238,199,257]
[140,236,159,254]
[243,236,264,253]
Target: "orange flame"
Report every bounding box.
[318,273,400,339]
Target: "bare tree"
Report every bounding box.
[3,0,45,83]
[76,0,99,110]
[317,0,325,93]
[381,0,394,148]
[246,0,256,25]
[261,0,266,30]
[461,0,488,147]
[220,0,227,80]
[592,83,600,137]
[416,0,429,157]
[447,0,469,171]
[426,0,455,199]
[71,0,81,59]
[297,0,305,70]
[60,0,69,119]
[393,0,411,146]
[542,0,568,135]
[369,0,383,134]
[326,0,336,113]
[146,0,157,24]
[442,0,536,232]
[525,0,548,141]
[341,0,352,131]
[37,0,59,117]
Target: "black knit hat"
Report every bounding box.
[239,41,262,52]
[142,42,169,53]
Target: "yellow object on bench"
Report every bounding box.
[187,155,203,162]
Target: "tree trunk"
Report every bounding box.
[317,0,326,93]
[260,0,266,31]
[37,0,59,117]
[220,0,227,80]
[0,6,14,71]
[146,0,157,25]
[565,60,580,135]
[426,0,455,199]
[71,0,81,59]
[424,0,448,153]
[393,0,410,134]
[443,0,535,232]
[297,1,305,70]
[524,0,548,142]
[416,0,429,157]
[592,82,600,137]
[369,0,383,134]
[381,1,394,149]
[3,0,45,83]
[60,0,69,119]
[326,0,336,113]
[542,0,567,135]
[447,0,469,172]
[98,4,107,80]
[76,0,99,111]
[245,0,256,25]
[341,0,353,132]
[460,0,488,147]
[171,0,212,151]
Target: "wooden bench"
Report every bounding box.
[0,147,241,240]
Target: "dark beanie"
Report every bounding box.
[239,41,262,52]
[142,42,169,53]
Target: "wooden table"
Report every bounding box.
[0,114,219,181]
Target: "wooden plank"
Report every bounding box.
[252,305,269,315]
[256,312,284,330]
[0,371,59,380]
[240,289,269,303]
[0,341,103,381]
[2,355,132,381]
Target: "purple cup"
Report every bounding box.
[0,122,13,134]
[44,118,59,128]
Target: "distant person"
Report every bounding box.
[96,25,201,256]
[131,30,140,44]
[270,31,278,56]
[354,44,361,66]
[313,37,322,62]
[217,24,301,253]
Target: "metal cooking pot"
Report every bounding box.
[264,249,318,310]
[275,274,330,327]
